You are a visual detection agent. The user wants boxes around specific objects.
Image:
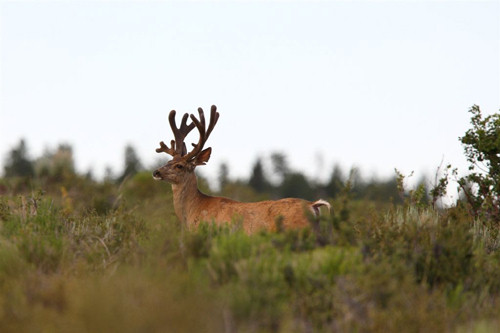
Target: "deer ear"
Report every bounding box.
[194,147,212,166]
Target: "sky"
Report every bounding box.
[1,1,499,190]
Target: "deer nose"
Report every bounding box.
[153,170,161,179]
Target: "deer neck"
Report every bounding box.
[171,172,205,224]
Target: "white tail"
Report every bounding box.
[153,105,331,234]
[311,199,331,218]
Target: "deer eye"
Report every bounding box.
[176,164,184,169]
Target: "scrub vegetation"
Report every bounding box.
[0,105,498,332]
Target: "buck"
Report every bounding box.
[153,105,330,234]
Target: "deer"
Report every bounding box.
[153,105,331,234]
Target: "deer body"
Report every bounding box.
[153,105,330,234]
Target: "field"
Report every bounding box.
[1,170,500,333]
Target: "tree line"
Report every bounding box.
[4,105,497,213]
[1,139,403,203]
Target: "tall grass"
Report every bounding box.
[1,174,500,332]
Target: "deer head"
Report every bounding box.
[153,105,219,184]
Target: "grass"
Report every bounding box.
[1,173,500,332]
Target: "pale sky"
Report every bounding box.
[1,1,499,186]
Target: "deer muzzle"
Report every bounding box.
[152,169,162,180]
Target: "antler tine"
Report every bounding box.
[180,113,196,134]
[157,106,219,160]
[156,140,176,155]
[183,105,219,162]
[206,105,220,138]
[192,105,219,140]
[164,110,196,156]
[186,109,205,156]
[192,107,207,138]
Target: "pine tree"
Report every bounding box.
[248,158,269,193]
[3,139,34,178]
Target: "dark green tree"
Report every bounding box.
[270,152,289,184]
[347,167,364,199]
[104,166,115,183]
[248,158,270,193]
[218,162,229,192]
[119,145,143,182]
[3,139,34,178]
[325,164,344,198]
[280,172,315,201]
[362,177,402,203]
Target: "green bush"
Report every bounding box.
[458,105,500,223]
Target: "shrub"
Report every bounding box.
[458,105,500,222]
